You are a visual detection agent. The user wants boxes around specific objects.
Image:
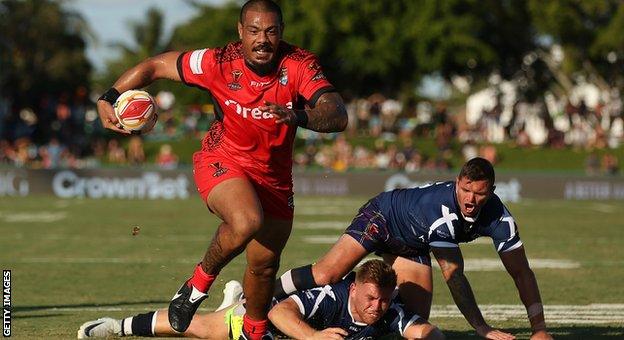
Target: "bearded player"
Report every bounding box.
[96,1,347,339]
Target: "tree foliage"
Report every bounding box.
[529,0,624,87]
[96,7,169,92]
[0,0,91,108]
[4,0,624,113]
[161,0,538,98]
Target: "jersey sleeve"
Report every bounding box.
[296,54,335,106]
[490,207,523,253]
[289,285,338,321]
[176,48,216,90]
[382,303,423,337]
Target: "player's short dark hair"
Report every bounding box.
[355,259,397,290]
[240,0,283,24]
[458,157,496,186]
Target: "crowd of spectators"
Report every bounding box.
[0,84,621,175]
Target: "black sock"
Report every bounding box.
[274,264,316,299]
[122,311,156,336]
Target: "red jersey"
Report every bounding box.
[177,41,334,186]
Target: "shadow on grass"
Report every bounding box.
[14,300,169,312]
[440,326,624,339]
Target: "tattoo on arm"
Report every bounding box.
[303,92,347,132]
[446,271,488,329]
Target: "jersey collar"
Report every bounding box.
[347,296,368,326]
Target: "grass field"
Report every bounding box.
[1,195,623,339]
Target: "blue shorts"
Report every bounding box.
[344,197,432,266]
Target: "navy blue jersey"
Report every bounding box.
[289,273,421,339]
[377,181,522,252]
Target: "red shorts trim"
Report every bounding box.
[193,150,294,220]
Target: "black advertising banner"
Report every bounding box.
[1,168,624,201]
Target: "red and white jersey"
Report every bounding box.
[177,41,334,186]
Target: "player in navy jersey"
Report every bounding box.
[77,260,444,340]
[275,158,552,340]
[96,0,347,338]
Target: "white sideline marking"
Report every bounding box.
[436,259,580,271]
[4,233,211,242]
[588,203,617,213]
[0,211,67,223]
[7,258,201,264]
[296,200,364,207]
[26,304,624,325]
[6,258,580,271]
[353,258,580,271]
[295,221,347,229]
[296,206,354,215]
[430,304,624,324]
[302,234,493,244]
[302,235,340,244]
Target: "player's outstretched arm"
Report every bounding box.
[302,92,348,132]
[262,91,348,133]
[432,247,516,340]
[403,320,446,340]
[268,298,348,340]
[499,246,553,340]
[97,51,182,133]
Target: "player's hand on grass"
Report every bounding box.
[530,329,553,340]
[306,327,348,340]
[96,100,129,134]
[261,101,298,126]
[476,325,516,340]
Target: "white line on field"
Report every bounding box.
[295,200,365,207]
[302,235,492,245]
[6,258,581,271]
[436,258,580,271]
[6,258,201,264]
[302,235,341,244]
[295,207,353,215]
[295,221,347,229]
[353,258,580,271]
[22,304,624,325]
[588,203,617,213]
[4,233,211,242]
[430,304,624,324]
[0,211,67,223]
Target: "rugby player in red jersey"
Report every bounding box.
[96,1,347,339]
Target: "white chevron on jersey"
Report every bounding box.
[428,205,458,239]
[309,286,336,318]
[189,49,208,75]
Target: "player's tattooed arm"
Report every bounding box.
[98,52,182,134]
[433,247,515,339]
[112,51,183,91]
[302,92,348,132]
[263,92,347,132]
[499,246,551,339]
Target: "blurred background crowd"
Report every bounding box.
[1,0,623,175]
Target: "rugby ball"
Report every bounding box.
[114,90,158,134]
